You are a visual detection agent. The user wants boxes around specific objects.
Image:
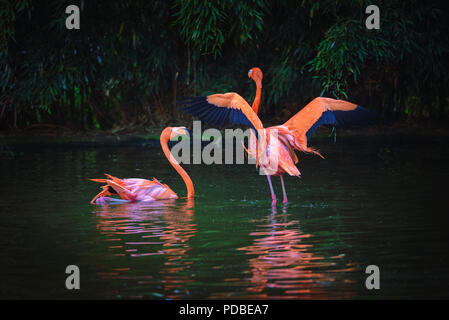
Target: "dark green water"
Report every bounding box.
[1,135,448,299]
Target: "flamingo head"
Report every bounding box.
[248,67,263,86]
[170,126,190,138]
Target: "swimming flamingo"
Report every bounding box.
[89,127,194,204]
[178,86,376,205]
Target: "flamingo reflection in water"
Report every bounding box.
[93,198,196,299]
[235,205,358,299]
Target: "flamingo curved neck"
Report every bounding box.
[252,81,262,114]
[160,129,194,198]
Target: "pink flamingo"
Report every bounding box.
[178,72,376,204]
[90,127,194,204]
[247,67,376,204]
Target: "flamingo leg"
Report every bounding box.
[266,175,277,205]
[280,175,288,204]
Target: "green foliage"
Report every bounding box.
[0,0,448,131]
[307,20,393,98]
[173,0,265,57]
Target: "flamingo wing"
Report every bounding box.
[280,97,377,157]
[90,174,136,203]
[106,180,137,201]
[178,92,264,132]
[125,178,177,200]
[284,97,377,139]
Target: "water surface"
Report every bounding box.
[1,134,448,299]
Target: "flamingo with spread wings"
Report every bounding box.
[89,127,194,204]
[247,67,301,204]
[178,72,376,204]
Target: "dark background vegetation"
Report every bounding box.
[1,0,448,132]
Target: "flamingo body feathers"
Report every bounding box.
[90,174,177,204]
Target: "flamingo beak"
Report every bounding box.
[176,127,190,137]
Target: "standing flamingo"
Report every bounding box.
[247,67,300,204]
[248,67,378,204]
[90,127,194,204]
[178,84,376,204]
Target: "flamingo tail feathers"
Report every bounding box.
[90,178,108,183]
[302,146,325,159]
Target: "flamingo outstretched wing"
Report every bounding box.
[178,92,268,165]
[280,97,377,156]
[178,92,264,132]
